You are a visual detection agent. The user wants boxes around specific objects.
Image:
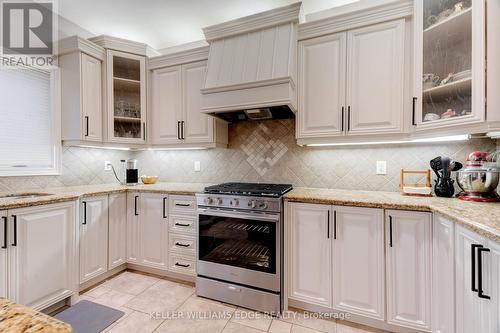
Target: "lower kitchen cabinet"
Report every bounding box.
[127,192,141,263]
[0,211,7,298]
[332,206,385,321]
[385,210,432,331]
[4,202,76,310]
[126,192,169,269]
[108,193,127,269]
[289,203,332,307]
[138,193,168,270]
[432,215,455,333]
[455,225,500,333]
[80,196,109,284]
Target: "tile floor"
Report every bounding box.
[76,271,388,333]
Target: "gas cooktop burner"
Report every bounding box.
[204,182,293,197]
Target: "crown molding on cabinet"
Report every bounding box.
[56,36,106,60]
[298,0,413,40]
[202,2,302,41]
[148,46,209,70]
[89,35,160,57]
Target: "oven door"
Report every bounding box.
[197,208,280,292]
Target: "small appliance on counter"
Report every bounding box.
[456,151,500,202]
[125,159,139,185]
[430,156,462,198]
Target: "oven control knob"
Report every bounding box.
[230,199,239,206]
[216,198,223,205]
[204,197,213,205]
[248,200,256,208]
[259,202,268,209]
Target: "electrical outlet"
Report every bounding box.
[104,161,112,171]
[376,161,387,175]
[194,161,201,172]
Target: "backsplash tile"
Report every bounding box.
[0,119,496,193]
[134,119,496,192]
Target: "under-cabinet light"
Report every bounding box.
[307,134,470,147]
[486,131,500,139]
[77,145,131,151]
[146,147,208,151]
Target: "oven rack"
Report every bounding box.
[203,239,270,268]
[209,221,271,234]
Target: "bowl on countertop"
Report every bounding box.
[141,175,159,184]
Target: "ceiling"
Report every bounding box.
[59,0,359,51]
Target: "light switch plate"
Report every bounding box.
[104,161,112,171]
[376,161,387,175]
[194,161,201,172]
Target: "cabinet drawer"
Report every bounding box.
[169,195,196,215]
[169,215,197,234]
[169,233,196,255]
[169,254,196,276]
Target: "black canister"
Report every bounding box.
[126,159,139,184]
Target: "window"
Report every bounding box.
[0,66,61,176]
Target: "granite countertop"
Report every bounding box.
[1,183,498,242]
[284,187,500,242]
[0,298,71,333]
[0,182,210,210]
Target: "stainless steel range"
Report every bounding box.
[196,183,292,314]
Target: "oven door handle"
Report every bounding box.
[197,208,280,222]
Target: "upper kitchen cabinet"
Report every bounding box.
[89,35,160,145]
[346,20,405,136]
[105,50,147,144]
[296,1,413,145]
[148,46,228,148]
[59,36,106,145]
[413,0,485,132]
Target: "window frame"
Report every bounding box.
[0,67,62,176]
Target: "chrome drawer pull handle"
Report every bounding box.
[227,286,241,293]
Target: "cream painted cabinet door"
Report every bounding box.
[455,225,490,333]
[346,19,405,135]
[385,210,431,331]
[432,214,455,333]
[138,193,168,270]
[80,196,108,284]
[108,193,127,270]
[298,33,347,139]
[81,53,103,142]
[151,65,183,144]
[332,206,385,321]
[484,239,500,333]
[289,203,332,307]
[182,61,214,144]
[106,50,147,144]
[127,193,141,263]
[9,202,76,310]
[0,211,7,298]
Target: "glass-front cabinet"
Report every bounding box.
[414,0,485,130]
[106,50,147,143]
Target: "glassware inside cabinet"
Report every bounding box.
[421,0,472,123]
[112,56,142,139]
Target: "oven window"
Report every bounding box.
[199,214,276,274]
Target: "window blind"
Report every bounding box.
[0,67,55,171]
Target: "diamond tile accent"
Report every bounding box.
[241,123,288,176]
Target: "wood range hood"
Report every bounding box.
[200,2,301,122]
